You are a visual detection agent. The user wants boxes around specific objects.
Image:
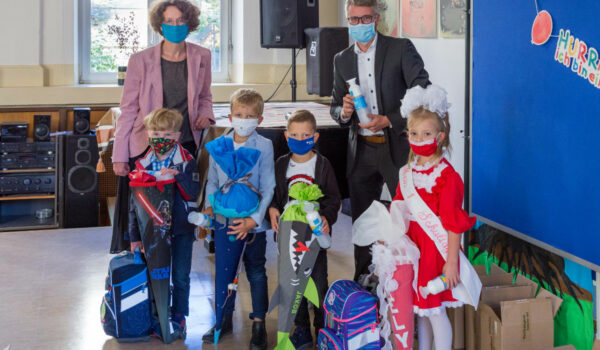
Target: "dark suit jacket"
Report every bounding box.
[330,34,430,174]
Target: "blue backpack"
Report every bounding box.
[318,279,380,350]
[101,250,152,342]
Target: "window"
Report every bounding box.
[78,0,229,84]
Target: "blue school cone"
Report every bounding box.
[213,218,247,344]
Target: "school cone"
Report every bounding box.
[129,171,177,343]
[388,264,415,349]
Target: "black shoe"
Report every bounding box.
[290,326,313,350]
[249,320,267,350]
[202,314,233,344]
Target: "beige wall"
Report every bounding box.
[0,0,338,107]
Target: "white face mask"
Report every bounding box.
[231,117,258,137]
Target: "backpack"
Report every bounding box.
[100,250,152,342]
[318,279,381,350]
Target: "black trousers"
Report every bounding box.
[348,138,400,281]
[109,149,148,253]
[294,248,328,336]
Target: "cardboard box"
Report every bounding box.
[479,297,553,350]
[447,306,465,349]
[465,264,563,350]
[546,346,576,350]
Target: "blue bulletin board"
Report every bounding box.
[470,0,600,269]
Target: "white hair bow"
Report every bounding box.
[400,84,451,119]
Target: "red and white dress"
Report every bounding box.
[393,156,476,316]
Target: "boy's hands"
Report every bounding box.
[228,217,257,240]
[160,167,180,177]
[202,206,214,217]
[269,207,281,233]
[130,241,144,254]
[320,216,330,235]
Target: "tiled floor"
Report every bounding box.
[0,213,355,350]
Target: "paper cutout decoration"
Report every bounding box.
[554,29,600,89]
[531,10,553,45]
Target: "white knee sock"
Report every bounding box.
[429,311,452,350]
[417,316,433,350]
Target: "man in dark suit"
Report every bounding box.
[330,0,430,281]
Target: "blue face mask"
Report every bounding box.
[287,136,315,156]
[161,23,189,43]
[348,22,376,44]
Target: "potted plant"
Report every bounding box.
[107,11,140,85]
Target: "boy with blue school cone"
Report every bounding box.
[200,88,274,350]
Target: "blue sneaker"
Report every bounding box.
[290,326,313,350]
[171,313,186,340]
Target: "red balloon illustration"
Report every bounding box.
[531,10,553,45]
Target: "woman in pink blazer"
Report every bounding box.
[110,0,214,253]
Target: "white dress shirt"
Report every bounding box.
[342,34,384,136]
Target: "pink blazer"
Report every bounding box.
[112,41,215,162]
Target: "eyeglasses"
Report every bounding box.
[163,18,186,26]
[347,15,377,25]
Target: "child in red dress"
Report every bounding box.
[393,85,476,350]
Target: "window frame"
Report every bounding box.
[78,0,230,84]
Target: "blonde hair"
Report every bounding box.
[229,88,264,116]
[406,107,451,165]
[143,108,183,132]
[149,0,201,35]
[287,110,317,132]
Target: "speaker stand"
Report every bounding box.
[290,48,297,102]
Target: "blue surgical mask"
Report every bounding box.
[287,136,315,156]
[161,23,189,44]
[349,22,376,44]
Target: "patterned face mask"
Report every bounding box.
[149,137,176,155]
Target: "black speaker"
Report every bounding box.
[33,114,51,142]
[305,27,349,96]
[59,134,99,228]
[73,107,91,135]
[260,0,319,48]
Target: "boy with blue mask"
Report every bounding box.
[269,110,342,349]
[201,88,274,350]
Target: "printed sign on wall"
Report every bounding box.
[401,0,437,38]
[554,29,600,89]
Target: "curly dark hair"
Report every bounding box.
[149,0,201,35]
